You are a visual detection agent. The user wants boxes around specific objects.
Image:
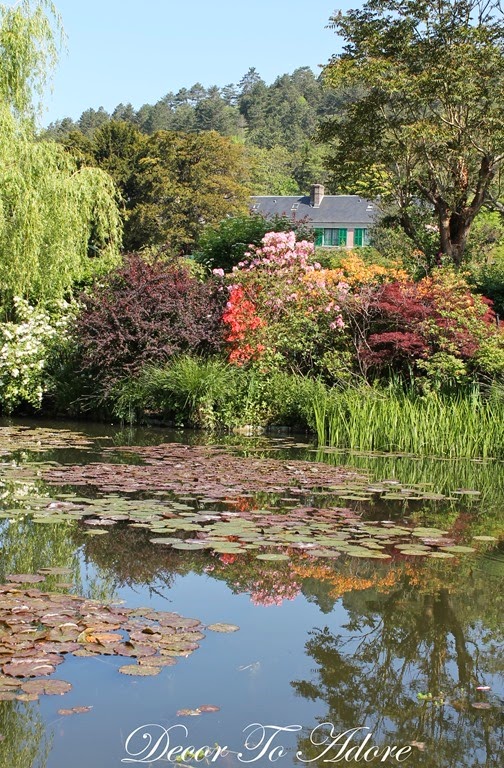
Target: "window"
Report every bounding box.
[314,228,324,246]
[323,228,347,246]
[354,228,369,247]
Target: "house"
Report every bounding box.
[251,185,376,248]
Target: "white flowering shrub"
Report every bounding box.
[0,298,76,413]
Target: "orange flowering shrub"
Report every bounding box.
[219,232,349,374]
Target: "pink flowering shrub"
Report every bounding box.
[220,232,350,376]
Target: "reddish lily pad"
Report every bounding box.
[21,679,72,695]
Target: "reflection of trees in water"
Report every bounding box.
[73,523,192,595]
[0,701,50,768]
[292,575,503,767]
[0,517,81,588]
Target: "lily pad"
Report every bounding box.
[21,679,72,695]
[206,623,240,633]
[119,665,161,676]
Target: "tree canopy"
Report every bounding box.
[0,1,122,308]
[320,0,504,266]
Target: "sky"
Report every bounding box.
[41,0,349,126]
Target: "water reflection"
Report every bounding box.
[0,420,502,768]
[0,702,50,768]
[292,570,504,767]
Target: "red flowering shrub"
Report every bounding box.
[357,269,502,378]
[219,232,348,375]
[74,254,225,391]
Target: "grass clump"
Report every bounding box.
[312,384,504,459]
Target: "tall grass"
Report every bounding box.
[312,385,504,459]
[111,356,321,430]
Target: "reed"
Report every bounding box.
[312,385,504,459]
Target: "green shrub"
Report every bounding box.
[109,356,321,431]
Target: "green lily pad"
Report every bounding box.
[206,623,239,633]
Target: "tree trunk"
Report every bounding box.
[437,208,471,268]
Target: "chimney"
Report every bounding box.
[310,184,324,208]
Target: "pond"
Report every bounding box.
[0,419,502,768]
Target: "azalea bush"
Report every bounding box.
[219,231,350,377]
[0,298,75,413]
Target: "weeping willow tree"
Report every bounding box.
[0,1,122,308]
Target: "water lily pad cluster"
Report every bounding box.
[45,443,365,497]
[0,580,215,700]
[0,426,94,457]
[39,444,497,561]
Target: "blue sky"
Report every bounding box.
[42,0,349,126]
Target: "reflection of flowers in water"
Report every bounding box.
[249,572,301,606]
[291,561,398,600]
[234,565,301,607]
[213,554,302,606]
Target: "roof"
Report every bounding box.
[250,194,376,226]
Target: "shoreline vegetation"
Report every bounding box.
[1,1,503,463]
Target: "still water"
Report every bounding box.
[0,419,502,768]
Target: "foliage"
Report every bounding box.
[108,356,320,430]
[0,0,63,120]
[321,0,504,265]
[194,213,315,273]
[0,297,75,413]
[470,253,504,318]
[311,384,504,458]
[0,113,122,306]
[220,231,348,376]
[122,130,250,253]
[354,269,503,381]
[73,254,226,395]
[0,2,121,309]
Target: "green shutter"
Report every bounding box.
[314,229,323,246]
[354,228,368,247]
[338,228,347,246]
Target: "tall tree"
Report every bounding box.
[320,0,504,266]
[125,130,250,253]
[0,1,121,307]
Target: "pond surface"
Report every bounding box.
[0,419,502,768]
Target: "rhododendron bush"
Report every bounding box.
[218,232,504,388]
[219,232,349,376]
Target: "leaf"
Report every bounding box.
[21,679,72,695]
[58,706,92,715]
[6,574,46,584]
[198,704,220,713]
[3,660,55,678]
[176,708,201,717]
[206,623,239,633]
[471,702,492,710]
[119,665,161,676]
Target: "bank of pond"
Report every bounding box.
[0,420,502,768]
